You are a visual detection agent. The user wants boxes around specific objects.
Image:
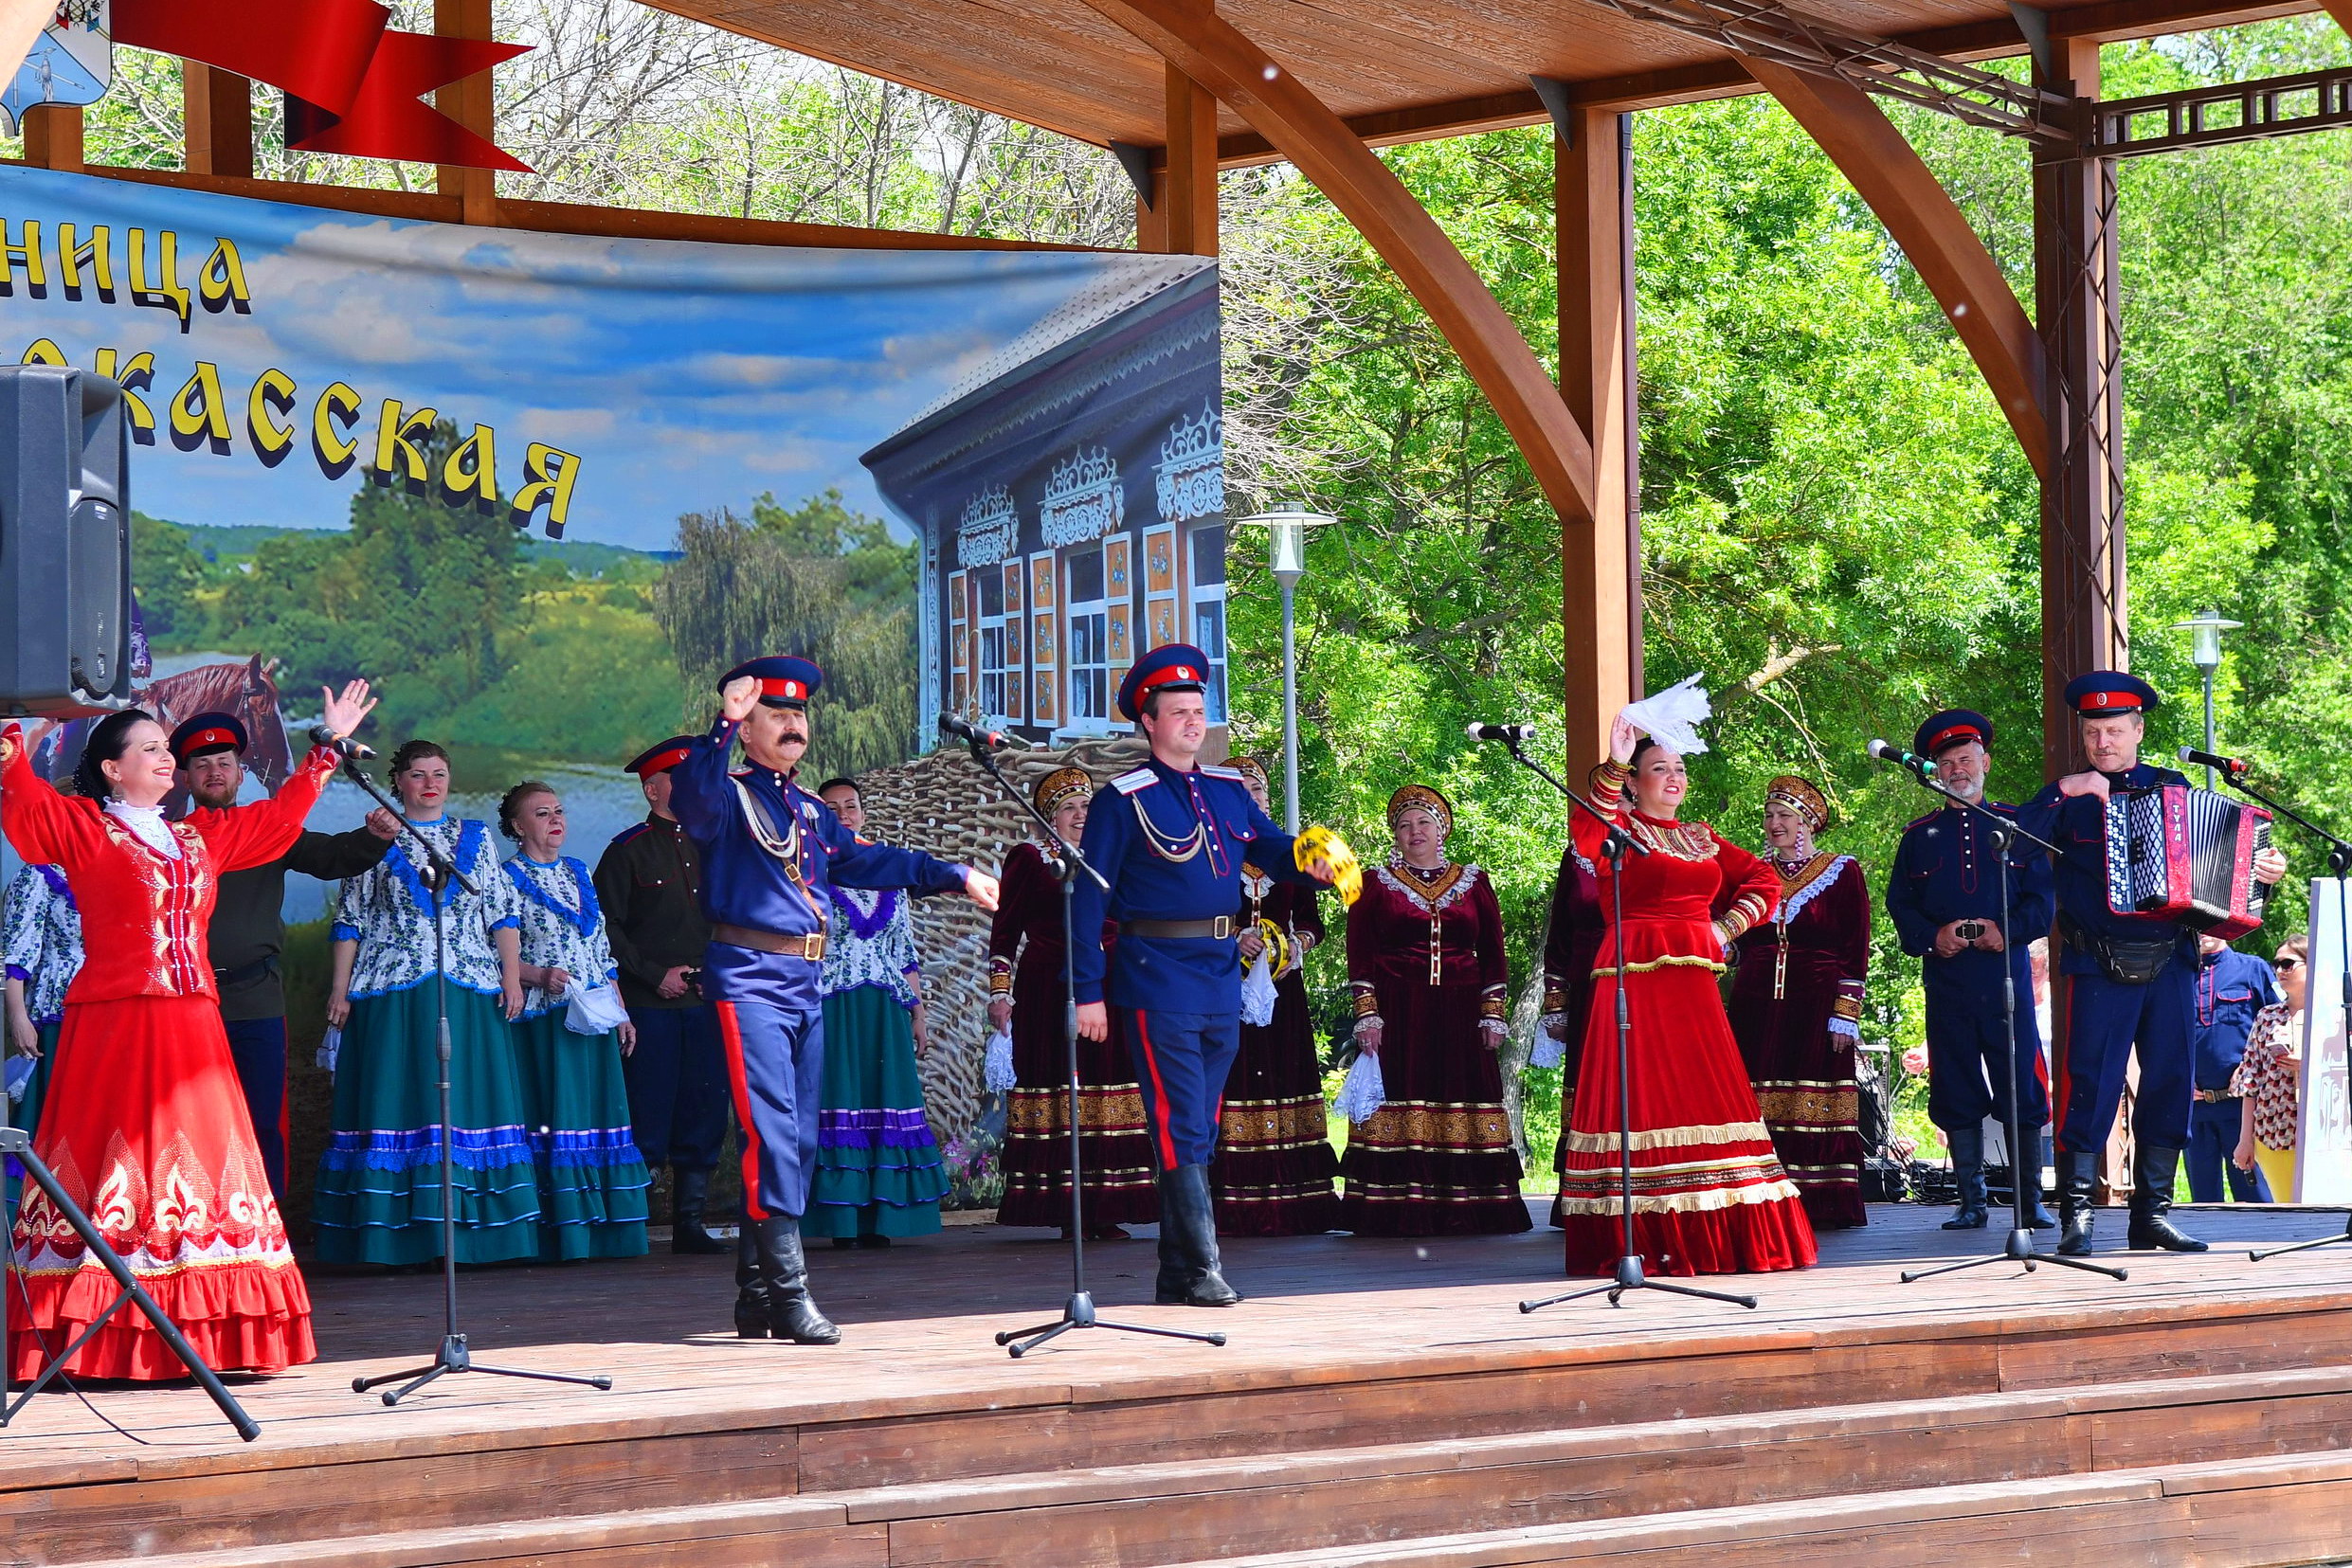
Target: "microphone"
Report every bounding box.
[1465,722,1538,744]
[1866,739,1930,771]
[2178,746,2252,779]
[309,724,376,760]
[939,712,1019,750]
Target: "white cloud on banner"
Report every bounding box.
[0,165,1186,550]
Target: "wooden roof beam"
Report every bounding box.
[1076,0,1599,521]
[1209,0,2330,164]
[1743,56,2050,477]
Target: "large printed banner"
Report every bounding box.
[0,163,1201,550]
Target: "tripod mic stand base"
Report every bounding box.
[1901,1225,2127,1284]
[353,1333,615,1407]
[2250,1213,2352,1262]
[1520,1253,1759,1313]
[993,1291,1228,1359]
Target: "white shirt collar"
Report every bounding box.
[104,799,182,859]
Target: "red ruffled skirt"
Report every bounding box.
[1559,959,1817,1276]
[9,994,316,1381]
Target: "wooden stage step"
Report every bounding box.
[13,1204,2352,1564]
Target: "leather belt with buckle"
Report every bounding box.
[713,922,827,961]
[1120,916,1235,941]
[2193,1088,2238,1103]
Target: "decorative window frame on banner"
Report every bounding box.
[861,261,1226,751]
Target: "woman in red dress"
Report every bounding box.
[1210,756,1338,1235]
[1339,785,1529,1236]
[1727,775,1871,1230]
[987,766,1159,1236]
[1557,717,1818,1276]
[0,681,373,1380]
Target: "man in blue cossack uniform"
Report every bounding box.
[1885,710,2055,1232]
[1072,643,1347,1307]
[670,657,999,1343]
[2017,672,2287,1257]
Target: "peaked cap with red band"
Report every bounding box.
[2064,671,2162,717]
[1913,708,1994,760]
[1116,642,1212,723]
[625,735,699,779]
[169,711,249,764]
[720,656,823,711]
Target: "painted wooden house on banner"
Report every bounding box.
[863,258,1228,749]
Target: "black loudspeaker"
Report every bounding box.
[0,366,132,717]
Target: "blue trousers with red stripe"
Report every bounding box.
[1922,978,2048,1134]
[2053,962,2195,1156]
[1115,1007,1241,1169]
[224,1016,290,1202]
[715,1000,824,1220]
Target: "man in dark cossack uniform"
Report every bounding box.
[1071,643,1348,1307]
[174,710,394,1201]
[2017,672,2288,1256]
[1885,709,2055,1232]
[595,736,731,1256]
[668,657,996,1345]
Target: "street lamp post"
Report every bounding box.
[1236,509,1334,833]
[2169,609,2242,788]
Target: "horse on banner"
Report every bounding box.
[37,655,293,801]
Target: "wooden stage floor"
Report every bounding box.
[11,1198,2352,1466]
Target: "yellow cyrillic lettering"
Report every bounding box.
[0,220,45,294]
[439,424,498,512]
[19,338,65,366]
[169,361,233,451]
[58,224,112,298]
[248,369,297,466]
[129,227,191,329]
[508,442,582,537]
[95,348,156,441]
[369,398,437,492]
[313,381,362,477]
[198,238,250,315]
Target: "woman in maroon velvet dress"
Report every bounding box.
[1557,718,1817,1277]
[1211,757,1338,1235]
[987,766,1159,1236]
[1728,775,1872,1230]
[1339,785,1529,1236]
[1541,846,1604,1227]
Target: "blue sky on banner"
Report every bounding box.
[0,164,1185,550]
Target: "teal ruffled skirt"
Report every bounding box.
[803,985,947,1239]
[311,983,542,1266]
[510,1011,650,1261]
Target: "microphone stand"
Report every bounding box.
[1880,758,2124,1285]
[960,736,1226,1358]
[2208,777,2352,1262]
[1506,739,1758,1314]
[334,750,613,1405]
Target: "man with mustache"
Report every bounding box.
[668,656,999,1344]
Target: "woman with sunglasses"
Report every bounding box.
[2233,935,2307,1199]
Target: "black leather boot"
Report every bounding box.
[1941,1126,1988,1231]
[2126,1144,2208,1253]
[670,1168,729,1255]
[752,1217,842,1343]
[1153,1165,1240,1307]
[733,1223,769,1339]
[2056,1149,2098,1256]
[2020,1133,2058,1230]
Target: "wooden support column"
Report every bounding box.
[435,0,498,224]
[1135,168,1170,252]
[1558,106,1639,784]
[1164,63,1219,255]
[2033,37,2126,778]
[183,64,253,179]
[21,103,82,171]
[1745,59,2049,479]
[1077,0,1596,525]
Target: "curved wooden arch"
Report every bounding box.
[1076,0,1599,523]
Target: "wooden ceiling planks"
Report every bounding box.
[657,0,2340,154]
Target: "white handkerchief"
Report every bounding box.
[1619,672,1711,756]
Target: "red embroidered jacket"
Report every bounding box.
[0,727,337,1005]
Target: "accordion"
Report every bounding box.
[2104,784,2273,940]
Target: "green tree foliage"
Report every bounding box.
[129,513,211,645]
[210,423,523,733]
[652,494,917,778]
